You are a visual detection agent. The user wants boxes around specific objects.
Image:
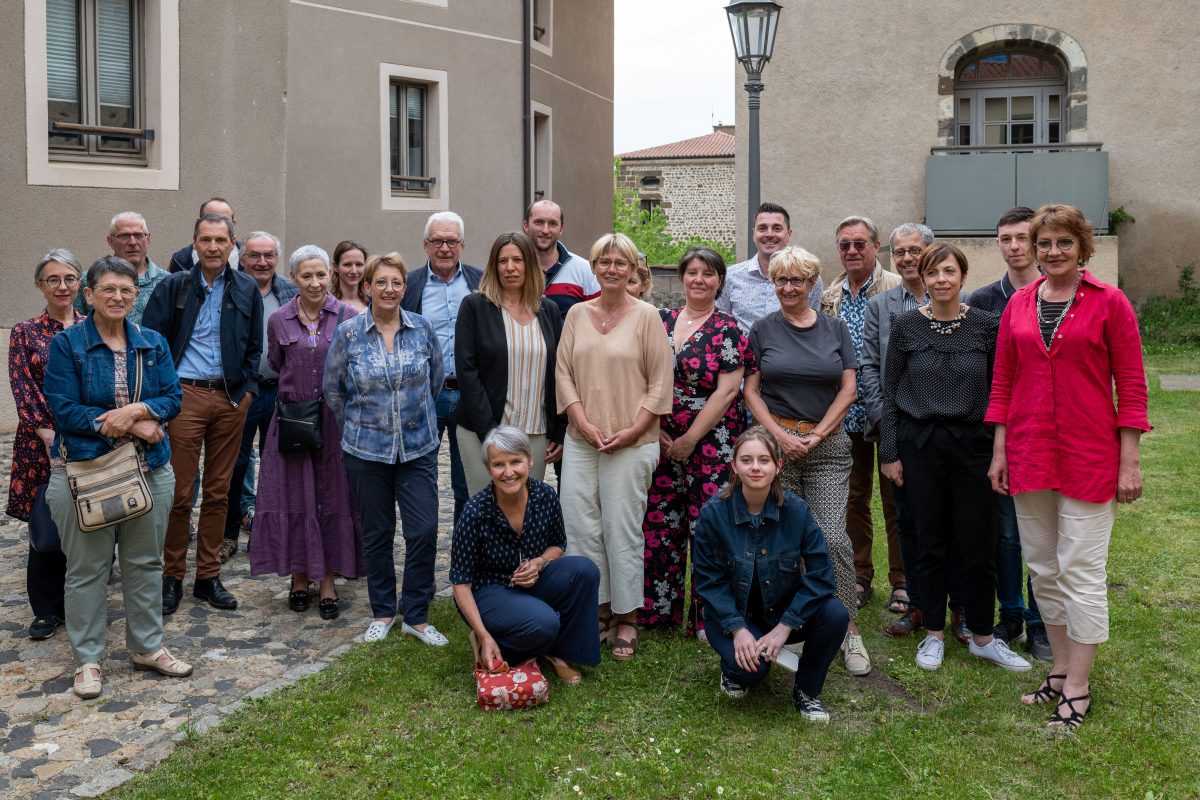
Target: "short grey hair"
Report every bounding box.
[36,248,83,282]
[423,211,465,241]
[242,231,282,256]
[835,215,879,243]
[889,223,934,248]
[289,244,331,273]
[480,425,533,466]
[108,211,149,236]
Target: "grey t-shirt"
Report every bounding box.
[258,290,282,380]
[749,310,856,422]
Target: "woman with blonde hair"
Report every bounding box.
[455,232,563,493]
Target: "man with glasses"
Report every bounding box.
[717,202,823,331]
[219,232,299,564]
[76,211,169,323]
[820,216,901,643]
[400,211,481,523]
[143,213,264,615]
[168,197,241,273]
[968,206,1051,661]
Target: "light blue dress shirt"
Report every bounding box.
[421,267,470,378]
[176,271,226,380]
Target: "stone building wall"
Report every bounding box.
[617,158,735,250]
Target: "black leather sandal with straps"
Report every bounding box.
[1024,673,1066,705]
[1047,689,1092,731]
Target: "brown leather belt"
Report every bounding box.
[770,413,838,438]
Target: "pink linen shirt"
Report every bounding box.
[985,270,1150,504]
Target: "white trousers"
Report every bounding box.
[1014,490,1117,645]
[559,435,659,615]
[456,426,549,497]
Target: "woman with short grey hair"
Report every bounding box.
[450,426,600,683]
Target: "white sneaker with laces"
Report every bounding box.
[842,632,871,676]
[916,634,944,671]
[969,637,1032,671]
[402,622,450,647]
[364,619,395,642]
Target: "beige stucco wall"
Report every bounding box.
[735,2,1200,301]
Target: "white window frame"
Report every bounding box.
[531,101,552,203]
[379,63,449,212]
[25,0,179,189]
[531,0,553,56]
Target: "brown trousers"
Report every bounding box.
[846,431,904,588]
[162,385,249,580]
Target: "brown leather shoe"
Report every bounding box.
[951,611,970,645]
[884,608,924,638]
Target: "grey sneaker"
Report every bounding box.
[793,689,830,723]
[969,637,1032,671]
[720,674,747,699]
[916,634,944,671]
[1026,623,1052,662]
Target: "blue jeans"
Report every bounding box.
[703,595,848,700]
[224,385,277,540]
[995,494,1042,625]
[467,556,602,666]
[343,450,439,623]
[435,387,468,523]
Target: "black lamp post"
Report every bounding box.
[725,1,782,257]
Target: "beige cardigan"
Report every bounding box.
[820,261,902,317]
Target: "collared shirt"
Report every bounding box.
[968,272,1019,314]
[716,257,824,332]
[543,241,600,317]
[176,270,226,380]
[421,264,471,377]
[837,272,876,433]
[985,270,1150,504]
[322,309,444,464]
[449,479,566,590]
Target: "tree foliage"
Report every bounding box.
[612,159,736,266]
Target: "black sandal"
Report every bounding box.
[318,596,339,620]
[855,578,874,609]
[887,584,909,614]
[1024,673,1066,705]
[1047,690,1092,731]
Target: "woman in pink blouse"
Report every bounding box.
[986,204,1150,732]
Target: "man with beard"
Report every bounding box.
[522,200,599,317]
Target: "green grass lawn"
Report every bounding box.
[114,349,1200,800]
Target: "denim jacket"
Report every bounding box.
[322,309,444,465]
[43,316,182,471]
[692,489,837,635]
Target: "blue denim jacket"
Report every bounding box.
[692,489,837,635]
[322,309,444,464]
[43,316,182,471]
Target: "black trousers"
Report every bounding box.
[27,545,67,620]
[898,419,996,636]
[892,480,966,615]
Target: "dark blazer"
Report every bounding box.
[453,292,564,443]
[400,262,482,315]
[141,263,264,404]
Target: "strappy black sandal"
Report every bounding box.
[1047,690,1092,732]
[1023,673,1066,705]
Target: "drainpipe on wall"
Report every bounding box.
[522,0,533,209]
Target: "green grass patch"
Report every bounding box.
[113,351,1200,800]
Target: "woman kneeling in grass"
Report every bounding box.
[692,427,849,721]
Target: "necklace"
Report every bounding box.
[1036,274,1081,350]
[597,300,628,329]
[926,305,967,335]
[679,306,713,327]
[297,304,322,346]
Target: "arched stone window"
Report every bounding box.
[937,25,1089,147]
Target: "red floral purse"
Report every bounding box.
[474,658,550,711]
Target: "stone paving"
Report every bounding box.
[0,433,467,798]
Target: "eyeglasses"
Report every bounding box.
[111,232,148,242]
[372,278,406,290]
[772,276,810,288]
[425,238,463,250]
[596,258,631,269]
[39,275,80,289]
[891,247,924,258]
[241,251,277,262]
[93,285,138,299]
[1035,237,1077,253]
[838,240,872,253]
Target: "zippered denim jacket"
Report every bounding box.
[322,309,444,465]
[692,489,837,635]
[43,316,182,471]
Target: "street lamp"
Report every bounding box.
[725,1,782,257]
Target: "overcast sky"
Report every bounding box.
[613,0,736,155]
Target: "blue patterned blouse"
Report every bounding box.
[449,479,566,590]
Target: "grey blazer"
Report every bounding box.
[861,284,918,437]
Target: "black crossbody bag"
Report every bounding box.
[275,303,349,453]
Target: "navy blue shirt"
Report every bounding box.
[450,479,566,590]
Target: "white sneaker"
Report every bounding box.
[364,619,395,642]
[842,632,871,676]
[916,634,944,671]
[969,637,1032,671]
[402,622,449,647]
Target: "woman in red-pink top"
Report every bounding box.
[985,204,1149,733]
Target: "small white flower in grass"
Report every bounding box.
[674,748,681,754]
[572,785,582,794]
[717,787,725,796]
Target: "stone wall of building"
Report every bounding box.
[617,159,735,249]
